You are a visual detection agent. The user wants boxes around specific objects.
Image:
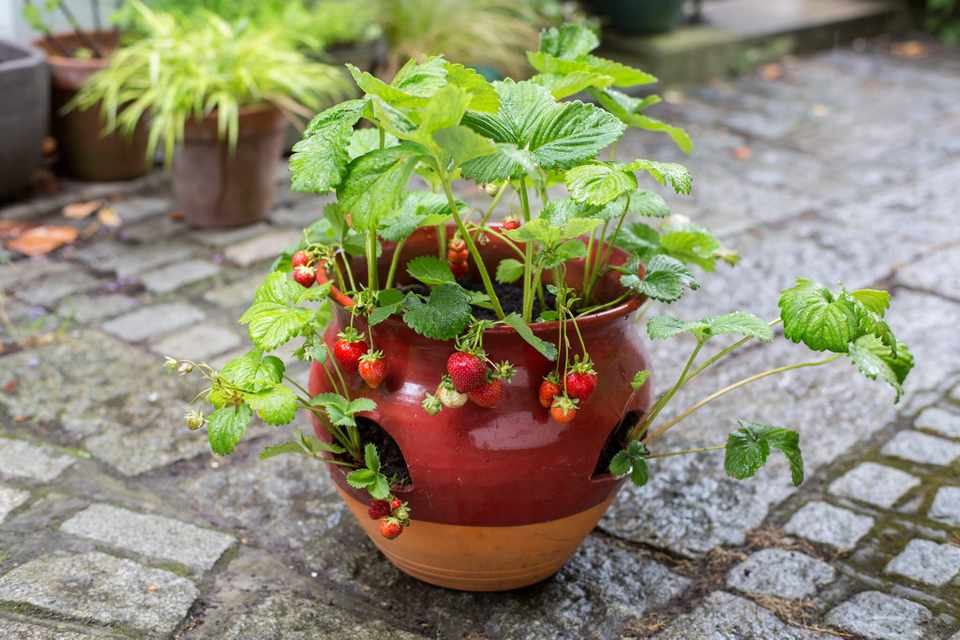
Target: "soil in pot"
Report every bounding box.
[172,105,286,228]
[345,417,412,488]
[459,279,556,320]
[35,31,150,182]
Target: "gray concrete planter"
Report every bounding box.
[0,40,48,202]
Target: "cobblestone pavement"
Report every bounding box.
[1,42,960,639]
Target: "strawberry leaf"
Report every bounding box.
[595,89,692,154]
[402,284,472,340]
[620,255,700,303]
[337,143,425,231]
[220,350,285,392]
[847,334,914,403]
[370,473,391,499]
[647,312,773,342]
[778,279,862,353]
[724,421,804,486]
[624,159,692,195]
[379,191,457,243]
[346,468,376,489]
[532,71,613,99]
[538,24,600,59]
[207,404,253,456]
[503,313,558,361]
[631,370,650,390]
[496,259,524,284]
[244,384,298,426]
[406,255,456,286]
[364,443,380,473]
[290,99,367,194]
[565,162,638,206]
[434,125,498,166]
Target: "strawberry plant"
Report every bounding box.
[170,23,914,547]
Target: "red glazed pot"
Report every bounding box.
[309,226,653,591]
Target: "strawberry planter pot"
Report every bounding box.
[0,40,47,201]
[172,105,286,229]
[309,226,653,591]
[34,31,150,182]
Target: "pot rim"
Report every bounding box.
[33,30,117,71]
[318,229,645,335]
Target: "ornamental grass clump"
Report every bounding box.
[169,24,914,546]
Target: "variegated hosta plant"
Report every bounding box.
[169,23,913,540]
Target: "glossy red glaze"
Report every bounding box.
[310,226,653,528]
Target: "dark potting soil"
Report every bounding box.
[592,411,641,478]
[356,416,412,487]
[460,279,557,321]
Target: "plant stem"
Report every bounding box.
[329,254,347,292]
[576,293,629,317]
[518,178,535,322]
[646,444,725,460]
[468,223,524,260]
[439,167,505,319]
[582,226,598,297]
[384,237,407,290]
[683,318,783,387]
[629,341,704,441]
[326,352,352,401]
[285,375,312,399]
[365,230,379,290]
[479,181,509,226]
[647,354,843,442]
[339,251,357,293]
[58,2,104,58]
[583,219,609,303]
[585,197,629,304]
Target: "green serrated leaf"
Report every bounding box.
[346,468,376,488]
[364,443,380,473]
[207,404,253,456]
[245,384,298,426]
[659,224,722,271]
[532,71,613,99]
[706,312,773,340]
[527,51,656,88]
[349,398,377,414]
[347,127,399,160]
[539,23,600,59]
[621,255,700,303]
[240,302,312,352]
[609,450,632,477]
[259,441,308,460]
[337,143,424,231]
[779,279,862,353]
[847,334,913,403]
[379,191,456,242]
[625,159,692,195]
[725,421,804,486]
[290,99,367,194]
[646,316,702,340]
[631,370,650,390]
[596,89,692,154]
[406,255,456,286]
[503,313,558,361]
[434,125,498,166]
[851,289,891,316]
[566,163,638,206]
[506,216,601,248]
[369,473,391,499]
[629,458,649,487]
[402,284,472,340]
[220,350,285,392]
[444,62,500,112]
[496,259,524,284]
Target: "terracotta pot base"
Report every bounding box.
[338,487,615,591]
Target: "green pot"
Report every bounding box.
[590,0,686,34]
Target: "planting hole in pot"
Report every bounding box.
[592,411,641,479]
[353,416,412,489]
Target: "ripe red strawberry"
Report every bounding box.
[447,248,465,263]
[468,378,503,408]
[449,238,466,253]
[538,374,561,409]
[358,351,386,389]
[550,396,578,423]
[291,250,311,268]
[501,217,521,231]
[447,351,487,392]
[333,329,368,373]
[368,499,390,520]
[390,497,403,511]
[565,359,598,404]
[380,517,403,540]
[292,265,315,288]
[450,260,469,279]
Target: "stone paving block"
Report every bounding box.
[726,548,835,599]
[270,197,328,228]
[120,214,188,243]
[61,503,235,571]
[69,239,194,278]
[0,619,109,639]
[56,293,138,323]
[85,417,211,477]
[0,551,197,636]
[203,274,263,308]
[12,269,102,307]
[0,258,71,292]
[0,485,29,523]
[101,302,205,342]
[150,323,241,360]
[828,462,921,508]
[193,223,272,248]
[112,196,172,224]
[915,407,960,439]
[0,439,76,482]
[884,539,960,587]
[929,486,960,527]
[881,431,960,466]
[224,229,300,267]
[897,246,960,300]
[784,502,874,552]
[141,259,221,294]
[654,591,842,640]
[825,591,933,640]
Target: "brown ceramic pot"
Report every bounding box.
[309,226,654,591]
[34,31,150,181]
[172,105,286,229]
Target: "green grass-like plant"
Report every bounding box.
[72,0,351,161]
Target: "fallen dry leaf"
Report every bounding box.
[168,211,185,221]
[0,221,36,240]
[733,146,752,161]
[892,40,927,59]
[97,207,121,228]
[760,63,783,81]
[63,200,102,219]
[7,225,79,256]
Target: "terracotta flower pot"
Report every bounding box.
[309,226,653,591]
[34,31,150,182]
[172,105,286,229]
